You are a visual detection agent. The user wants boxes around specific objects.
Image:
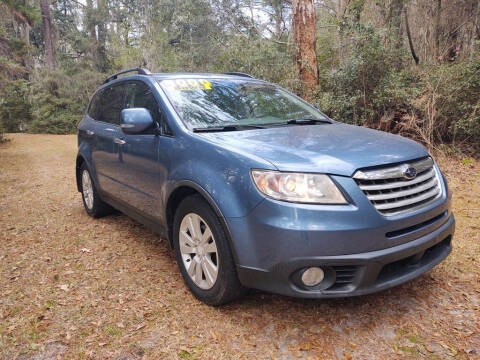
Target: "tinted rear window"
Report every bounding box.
[88,91,102,119]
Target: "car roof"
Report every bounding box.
[152,73,258,80]
[96,72,264,93]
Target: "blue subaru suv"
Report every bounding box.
[76,68,455,305]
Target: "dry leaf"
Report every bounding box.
[134,323,146,331]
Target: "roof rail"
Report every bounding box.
[103,68,152,84]
[224,72,255,78]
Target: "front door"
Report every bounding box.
[113,80,169,219]
[90,84,126,197]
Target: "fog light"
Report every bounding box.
[301,267,325,287]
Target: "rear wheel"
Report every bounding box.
[80,163,112,218]
[173,195,246,306]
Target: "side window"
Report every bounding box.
[97,84,126,125]
[125,81,173,135]
[88,90,102,119]
[125,81,161,123]
[125,81,174,135]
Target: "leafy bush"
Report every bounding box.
[29,68,104,134]
[0,79,32,132]
[313,23,480,153]
[212,36,296,90]
[416,56,480,149]
[314,23,417,126]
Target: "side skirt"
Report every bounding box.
[99,191,169,241]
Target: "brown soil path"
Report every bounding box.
[1,134,479,360]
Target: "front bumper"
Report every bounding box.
[236,214,453,298]
[228,174,455,298]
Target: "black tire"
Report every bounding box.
[80,163,113,218]
[173,194,246,306]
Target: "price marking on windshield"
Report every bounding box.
[164,79,212,91]
[200,80,212,90]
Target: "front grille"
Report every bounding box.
[377,236,451,282]
[354,157,442,216]
[385,211,447,238]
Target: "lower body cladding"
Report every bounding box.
[227,195,455,298]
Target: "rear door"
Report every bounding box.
[90,83,127,196]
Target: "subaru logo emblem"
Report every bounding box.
[403,166,417,179]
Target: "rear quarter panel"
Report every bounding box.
[77,116,98,183]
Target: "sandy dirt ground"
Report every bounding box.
[0,133,479,360]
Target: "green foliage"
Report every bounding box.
[314,23,480,151]
[315,23,416,126]
[0,0,40,25]
[420,56,480,147]
[0,22,31,88]
[28,68,104,134]
[212,36,295,89]
[0,79,32,132]
[0,0,478,154]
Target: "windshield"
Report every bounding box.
[159,78,328,129]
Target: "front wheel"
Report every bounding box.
[173,195,246,306]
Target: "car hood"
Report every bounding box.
[198,123,429,176]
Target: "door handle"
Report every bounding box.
[85,130,94,136]
[114,138,126,145]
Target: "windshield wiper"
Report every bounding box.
[261,118,333,128]
[286,118,332,125]
[192,124,265,133]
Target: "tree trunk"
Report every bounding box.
[84,0,109,71]
[84,0,97,66]
[272,0,284,39]
[85,0,97,41]
[292,0,318,98]
[434,0,442,58]
[389,0,404,50]
[473,0,480,58]
[404,8,419,64]
[96,0,109,71]
[40,0,55,70]
[336,0,349,62]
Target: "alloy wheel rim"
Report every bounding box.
[179,213,219,290]
[82,170,94,210]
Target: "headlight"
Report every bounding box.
[251,170,347,204]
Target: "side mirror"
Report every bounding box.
[120,108,154,134]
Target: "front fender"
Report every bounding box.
[166,180,226,219]
[165,134,273,218]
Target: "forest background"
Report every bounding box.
[1,0,479,154]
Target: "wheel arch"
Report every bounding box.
[75,154,86,192]
[165,181,239,263]
[76,154,98,193]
